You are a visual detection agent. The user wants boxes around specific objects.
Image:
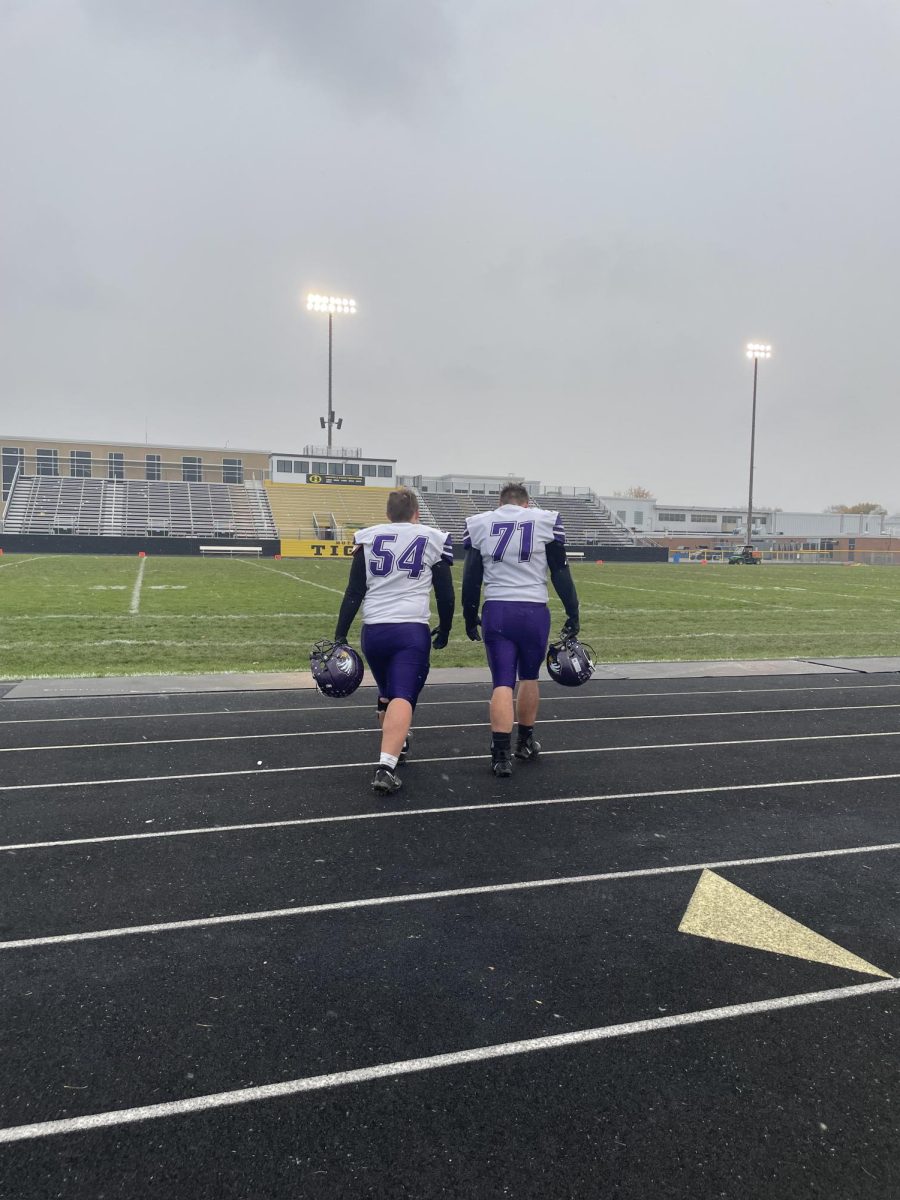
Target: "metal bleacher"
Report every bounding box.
[264,483,395,540]
[413,490,644,546]
[2,475,277,540]
[414,493,479,543]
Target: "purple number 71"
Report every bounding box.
[490,521,534,562]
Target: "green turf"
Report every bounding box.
[1,553,898,679]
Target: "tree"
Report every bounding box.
[826,502,887,515]
[613,485,654,499]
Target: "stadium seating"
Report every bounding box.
[413,493,479,543]
[1,472,645,548]
[545,495,636,545]
[413,490,641,546]
[1,475,277,539]
[264,482,395,539]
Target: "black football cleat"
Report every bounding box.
[372,766,402,795]
[491,751,513,778]
[399,735,411,763]
[514,735,541,762]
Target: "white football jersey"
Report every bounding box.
[355,522,453,624]
[464,504,565,603]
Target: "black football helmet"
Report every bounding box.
[546,631,595,687]
[309,639,364,698]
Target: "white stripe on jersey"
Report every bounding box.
[464,505,564,603]
[355,523,452,625]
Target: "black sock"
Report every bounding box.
[517,724,534,743]
[491,732,511,755]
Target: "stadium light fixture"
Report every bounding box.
[306,293,358,451]
[307,293,357,315]
[743,342,773,556]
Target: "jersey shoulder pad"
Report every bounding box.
[354,523,391,546]
[463,510,490,548]
[433,528,454,563]
[531,507,565,544]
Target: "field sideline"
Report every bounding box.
[1,553,898,679]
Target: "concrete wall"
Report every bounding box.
[0,534,280,557]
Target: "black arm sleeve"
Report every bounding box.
[334,549,367,641]
[461,547,484,624]
[546,539,579,622]
[431,560,455,632]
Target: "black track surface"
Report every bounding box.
[1,674,899,1199]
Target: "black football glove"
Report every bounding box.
[562,616,580,638]
[333,635,348,646]
[465,617,482,642]
[431,626,450,650]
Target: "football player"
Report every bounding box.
[462,482,580,777]
[334,486,454,794]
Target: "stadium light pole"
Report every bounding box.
[306,294,357,453]
[743,343,772,556]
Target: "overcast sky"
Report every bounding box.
[2,0,899,510]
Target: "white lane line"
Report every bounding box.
[4,770,900,854]
[5,702,899,754]
[1,977,897,1143]
[2,680,900,716]
[128,558,146,616]
[3,839,900,952]
[0,704,351,726]
[231,556,345,595]
[2,729,899,793]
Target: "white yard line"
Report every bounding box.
[1,729,899,793]
[4,770,900,854]
[128,557,146,616]
[0,976,896,1143]
[5,702,900,754]
[1,639,309,650]
[580,606,857,615]
[583,579,756,605]
[3,839,900,952]
[0,556,42,570]
[593,632,898,642]
[231,557,345,596]
[1,613,335,621]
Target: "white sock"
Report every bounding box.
[379,752,399,770]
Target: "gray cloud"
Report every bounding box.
[1,0,899,510]
[83,0,458,112]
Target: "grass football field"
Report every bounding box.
[0,553,898,679]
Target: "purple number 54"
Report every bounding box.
[490,521,534,562]
[370,533,428,578]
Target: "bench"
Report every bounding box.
[199,545,263,557]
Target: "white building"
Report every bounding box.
[599,497,887,540]
[270,446,396,487]
[398,473,542,497]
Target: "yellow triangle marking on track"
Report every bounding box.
[679,869,892,978]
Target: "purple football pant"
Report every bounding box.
[361,622,431,708]
[481,600,551,689]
